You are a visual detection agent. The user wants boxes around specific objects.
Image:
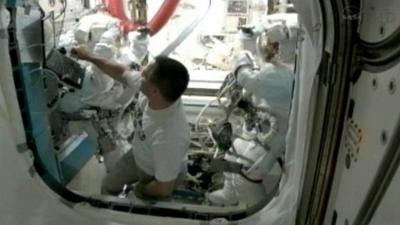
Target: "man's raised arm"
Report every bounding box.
[72,46,129,83]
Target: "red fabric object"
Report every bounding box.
[102,0,180,35]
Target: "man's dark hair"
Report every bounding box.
[149,56,189,102]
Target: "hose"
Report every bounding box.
[102,0,180,35]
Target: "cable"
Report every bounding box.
[27,67,73,113]
[53,0,67,20]
[216,74,242,117]
[194,74,241,152]
[206,125,219,157]
[216,79,236,107]
[194,98,219,151]
[8,43,52,52]
[239,170,263,183]
[29,67,60,82]
[28,67,73,89]
[55,0,67,47]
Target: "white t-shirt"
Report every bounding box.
[123,71,190,182]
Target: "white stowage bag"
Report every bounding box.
[83,26,120,97]
[118,31,149,66]
[128,31,149,63]
[74,13,119,46]
[208,128,269,207]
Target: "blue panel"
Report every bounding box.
[16,63,96,184]
[60,137,96,184]
[6,0,20,7]
[31,130,63,181]
[6,0,16,7]
[18,63,63,182]
[29,113,49,136]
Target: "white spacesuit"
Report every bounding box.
[58,14,150,172]
[207,23,296,206]
[91,29,149,172]
[59,23,121,111]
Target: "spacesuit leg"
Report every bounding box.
[208,137,269,206]
[207,171,239,206]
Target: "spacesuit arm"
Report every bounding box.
[235,65,261,92]
[232,51,261,91]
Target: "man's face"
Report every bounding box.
[258,32,279,62]
[264,41,279,61]
[140,63,158,98]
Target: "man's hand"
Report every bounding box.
[71,46,93,61]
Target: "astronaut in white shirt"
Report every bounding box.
[72,46,190,199]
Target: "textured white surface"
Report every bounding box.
[332,62,400,225]
[359,0,400,43]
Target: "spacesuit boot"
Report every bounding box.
[208,126,268,206]
[207,172,239,206]
[208,140,269,206]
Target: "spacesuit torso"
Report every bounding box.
[238,62,294,155]
[208,60,294,206]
